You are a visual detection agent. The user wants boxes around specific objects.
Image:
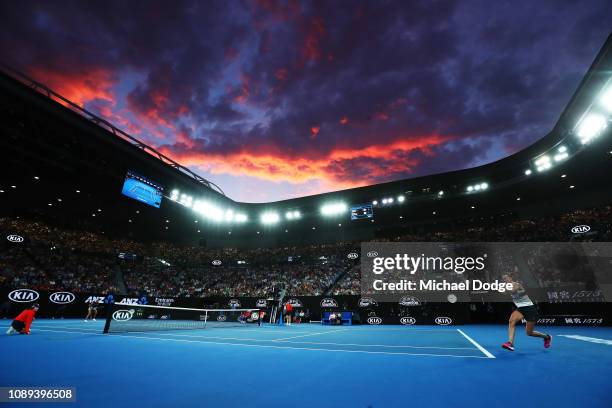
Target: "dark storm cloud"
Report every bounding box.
[0,0,610,200]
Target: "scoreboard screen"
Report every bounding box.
[121,171,164,208]
[350,204,374,220]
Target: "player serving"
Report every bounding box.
[501,273,552,351]
[6,303,39,335]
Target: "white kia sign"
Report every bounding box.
[8,289,39,303]
[571,225,591,234]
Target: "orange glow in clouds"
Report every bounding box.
[157,133,451,192]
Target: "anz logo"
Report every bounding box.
[435,317,453,325]
[112,310,134,321]
[320,298,338,307]
[8,289,40,303]
[49,292,76,304]
[400,317,416,325]
[367,317,383,325]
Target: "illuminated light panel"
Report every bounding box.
[397,195,405,203]
[601,86,612,112]
[321,202,348,216]
[525,169,532,176]
[535,155,552,172]
[577,113,607,144]
[260,212,280,225]
[285,210,301,220]
[235,213,248,223]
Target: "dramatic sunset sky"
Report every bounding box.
[1,1,610,202]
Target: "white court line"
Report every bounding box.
[558,335,612,345]
[273,328,352,341]
[32,328,490,359]
[456,329,495,359]
[32,325,473,350]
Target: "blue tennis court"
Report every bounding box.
[2,320,611,407]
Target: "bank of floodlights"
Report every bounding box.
[320,202,347,216]
[466,182,489,193]
[286,210,301,220]
[260,212,280,225]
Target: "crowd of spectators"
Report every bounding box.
[1,203,610,297]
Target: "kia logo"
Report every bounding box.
[367,317,383,325]
[217,315,227,322]
[212,260,222,266]
[112,310,134,321]
[347,252,359,260]
[320,298,338,307]
[49,292,76,304]
[435,317,452,325]
[571,225,591,234]
[8,289,39,303]
[400,317,416,325]
[366,251,378,258]
[6,235,24,243]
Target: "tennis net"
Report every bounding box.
[103,303,260,334]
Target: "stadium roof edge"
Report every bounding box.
[1,31,611,209]
[0,63,227,198]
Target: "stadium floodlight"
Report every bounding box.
[438,190,444,196]
[397,195,405,203]
[260,212,280,225]
[224,209,234,222]
[554,145,569,162]
[467,186,473,192]
[321,202,348,216]
[171,189,179,200]
[524,169,532,175]
[480,182,488,190]
[372,200,378,205]
[577,113,607,144]
[535,155,552,172]
[388,197,394,203]
[285,210,301,220]
[601,86,612,112]
[474,184,481,191]
[235,213,248,223]
[381,198,388,204]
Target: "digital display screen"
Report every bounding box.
[350,204,374,220]
[121,171,164,208]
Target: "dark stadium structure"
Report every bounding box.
[2,34,612,250]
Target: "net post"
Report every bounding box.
[204,310,208,328]
[103,303,114,334]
